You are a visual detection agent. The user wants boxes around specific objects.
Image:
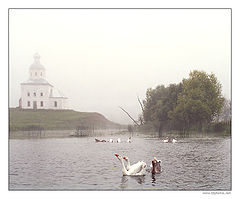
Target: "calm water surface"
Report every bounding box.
[9,135,231,190]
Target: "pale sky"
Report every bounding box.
[9,9,231,124]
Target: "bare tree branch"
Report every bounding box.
[119,106,140,126]
[137,95,144,113]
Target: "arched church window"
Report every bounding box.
[27,92,30,96]
[34,92,36,97]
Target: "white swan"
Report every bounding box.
[163,137,176,143]
[115,154,146,176]
[172,138,177,143]
[117,138,121,143]
[163,137,169,143]
[127,137,132,143]
[123,156,144,171]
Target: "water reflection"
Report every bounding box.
[133,176,145,184]
[121,175,145,185]
[121,176,128,184]
[151,174,156,185]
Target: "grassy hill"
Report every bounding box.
[9,108,121,131]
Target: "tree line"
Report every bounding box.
[138,70,231,136]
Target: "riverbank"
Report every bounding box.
[9,108,122,131]
[138,130,231,138]
[9,129,230,139]
[9,129,129,139]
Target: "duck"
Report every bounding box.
[172,138,177,143]
[150,157,162,174]
[163,137,175,143]
[163,137,169,143]
[149,157,161,167]
[95,138,101,142]
[95,138,106,142]
[115,154,146,176]
[109,138,114,143]
[127,137,132,143]
[117,138,121,143]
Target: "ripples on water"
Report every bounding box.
[9,135,231,190]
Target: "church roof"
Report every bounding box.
[21,78,53,86]
[49,87,67,98]
[30,53,45,70]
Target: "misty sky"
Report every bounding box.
[9,9,231,124]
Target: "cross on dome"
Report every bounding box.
[33,53,40,61]
[30,53,45,70]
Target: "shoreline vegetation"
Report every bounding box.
[9,106,230,139]
[9,129,128,139]
[9,70,231,139]
[121,70,231,138]
[9,129,230,139]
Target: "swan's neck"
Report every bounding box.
[126,159,131,169]
[120,158,128,175]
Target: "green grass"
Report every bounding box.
[9,108,121,131]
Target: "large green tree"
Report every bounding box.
[215,98,231,122]
[143,83,182,134]
[142,70,224,134]
[168,70,224,131]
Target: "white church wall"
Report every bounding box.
[21,84,52,109]
[49,98,68,110]
[62,98,68,109]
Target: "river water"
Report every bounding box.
[9,135,231,190]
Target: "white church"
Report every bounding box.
[19,53,68,110]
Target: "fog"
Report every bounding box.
[9,9,231,124]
